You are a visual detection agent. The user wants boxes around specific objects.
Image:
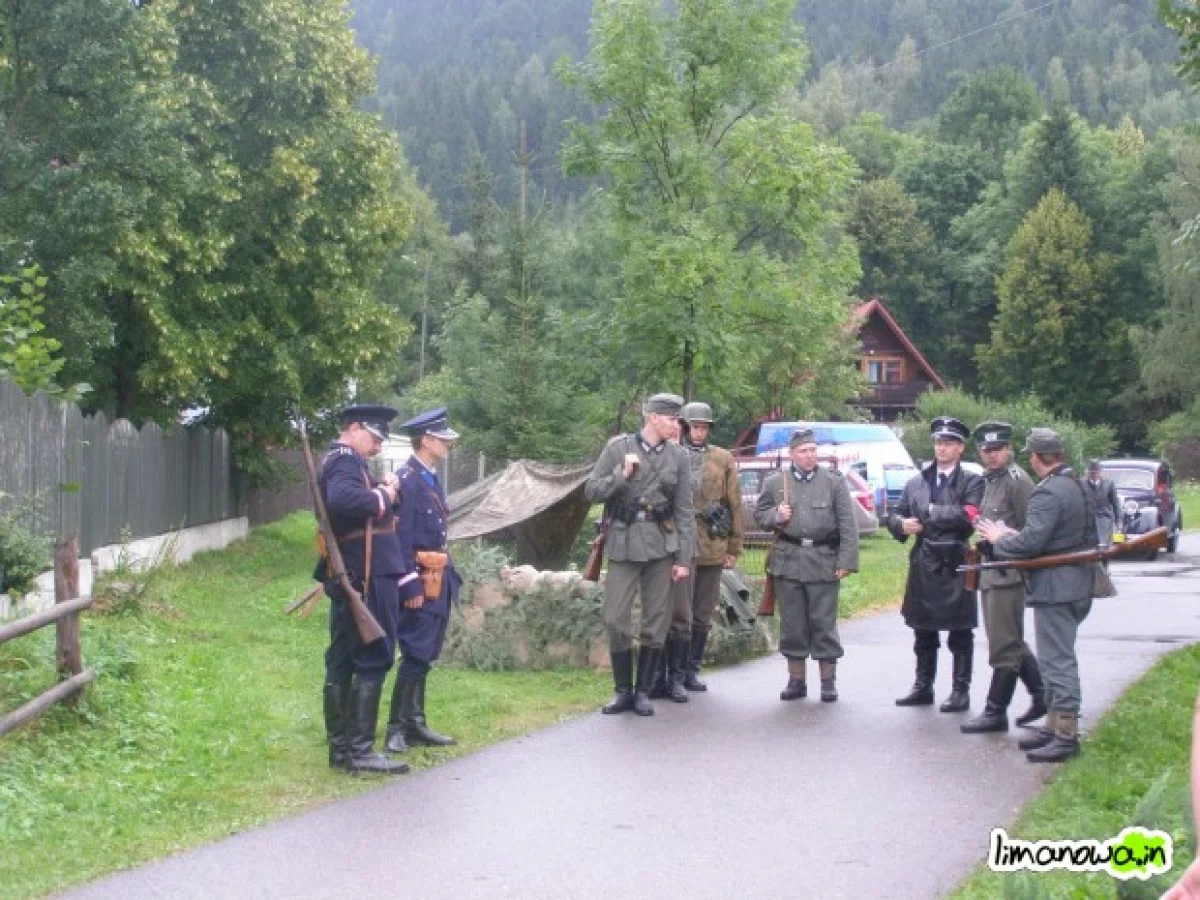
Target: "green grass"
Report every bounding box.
[951,643,1200,899]
[1178,481,1200,532]
[0,513,609,900]
[739,530,910,618]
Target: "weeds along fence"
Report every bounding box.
[0,537,94,737]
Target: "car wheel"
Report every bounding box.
[1168,511,1182,554]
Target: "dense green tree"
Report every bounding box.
[977,189,1130,425]
[146,0,418,478]
[934,67,1043,166]
[560,0,862,415]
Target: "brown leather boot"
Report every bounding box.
[780,658,806,701]
[818,659,838,702]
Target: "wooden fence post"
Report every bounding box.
[54,536,83,691]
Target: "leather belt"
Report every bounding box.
[777,533,837,549]
[337,520,396,543]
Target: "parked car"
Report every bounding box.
[1098,459,1183,558]
[883,462,920,515]
[735,457,879,541]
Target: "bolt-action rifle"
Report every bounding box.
[759,462,790,617]
[298,420,386,645]
[957,527,1168,575]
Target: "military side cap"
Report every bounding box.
[644,393,685,416]
[973,420,1013,450]
[341,404,399,441]
[400,406,459,441]
[930,416,969,443]
[789,427,817,448]
[1023,427,1064,454]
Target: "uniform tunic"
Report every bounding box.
[1082,477,1120,547]
[754,466,859,661]
[887,464,985,634]
[668,442,744,638]
[584,432,695,651]
[395,455,462,673]
[317,442,403,680]
[978,461,1034,671]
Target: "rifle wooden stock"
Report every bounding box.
[759,462,790,618]
[299,424,387,645]
[583,522,608,583]
[957,527,1169,574]
[962,545,981,592]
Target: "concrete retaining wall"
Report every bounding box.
[0,516,250,621]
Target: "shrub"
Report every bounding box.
[897,388,1116,472]
[0,491,53,598]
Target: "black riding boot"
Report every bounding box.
[323,677,352,770]
[683,629,709,692]
[895,647,937,706]
[1014,652,1047,727]
[347,678,409,775]
[602,650,636,714]
[648,649,670,699]
[383,677,411,754]
[960,668,1018,733]
[664,636,689,703]
[940,646,972,712]
[633,646,661,716]
[404,675,455,747]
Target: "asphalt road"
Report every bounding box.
[58,534,1200,900]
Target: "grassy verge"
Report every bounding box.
[951,643,1200,899]
[739,530,909,618]
[1178,481,1199,532]
[0,513,610,900]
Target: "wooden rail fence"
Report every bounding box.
[0,536,95,737]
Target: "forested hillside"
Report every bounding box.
[352,0,1198,223]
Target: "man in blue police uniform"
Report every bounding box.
[318,405,408,775]
[384,407,462,754]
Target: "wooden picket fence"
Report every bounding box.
[0,536,94,738]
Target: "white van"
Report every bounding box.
[754,422,917,517]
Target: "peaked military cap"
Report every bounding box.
[789,427,817,448]
[930,416,969,443]
[1023,427,1065,454]
[341,404,399,441]
[973,420,1013,450]
[400,406,459,441]
[643,393,685,416]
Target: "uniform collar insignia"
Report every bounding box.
[637,434,665,453]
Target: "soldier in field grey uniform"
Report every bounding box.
[584,393,695,717]
[1083,459,1120,549]
[754,428,859,702]
[979,428,1095,763]
[960,421,1046,735]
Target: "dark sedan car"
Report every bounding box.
[1098,459,1183,557]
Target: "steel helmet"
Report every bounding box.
[681,402,714,425]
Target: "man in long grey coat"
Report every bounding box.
[754,428,859,702]
[584,394,695,717]
[978,428,1095,763]
[1083,459,1120,548]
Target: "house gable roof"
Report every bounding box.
[853,297,947,390]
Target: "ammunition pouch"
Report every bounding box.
[700,501,733,539]
[605,494,641,526]
[647,499,674,531]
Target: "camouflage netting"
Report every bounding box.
[442,547,775,671]
[447,461,594,569]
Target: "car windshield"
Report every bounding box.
[884,466,916,489]
[1104,468,1155,490]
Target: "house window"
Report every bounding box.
[866,358,903,384]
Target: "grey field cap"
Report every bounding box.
[644,393,685,416]
[789,427,817,448]
[1023,427,1065,454]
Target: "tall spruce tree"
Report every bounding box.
[977,189,1129,424]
